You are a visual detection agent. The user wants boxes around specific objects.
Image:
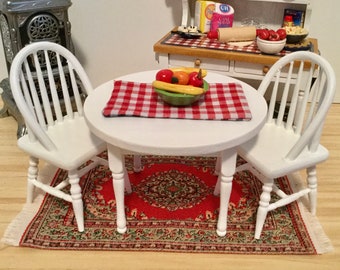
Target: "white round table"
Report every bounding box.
[84,70,267,236]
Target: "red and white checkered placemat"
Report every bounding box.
[163,33,290,56]
[102,80,252,121]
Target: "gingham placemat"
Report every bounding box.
[102,80,252,121]
[162,33,290,56]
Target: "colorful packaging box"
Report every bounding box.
[282,9,305,27]
[210,3,234,31]
[195,0,216,33]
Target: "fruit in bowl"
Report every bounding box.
[284,26,309,44]
[256,28,286,54]
[256,37,286,54]
[153,67,209,106]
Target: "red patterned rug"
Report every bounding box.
[1,155,333,254]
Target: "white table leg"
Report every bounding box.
[107,144,127,234]
[216,149,237,237]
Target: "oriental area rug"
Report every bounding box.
[1,155,333,254]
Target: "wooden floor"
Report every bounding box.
[0,100,339,270]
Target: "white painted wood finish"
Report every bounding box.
[83,70,267,237]
[9,42,107,232]
[236,51,336,239]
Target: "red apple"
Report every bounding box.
[269,32,280,41]
[276,28,287,40]
[258,29,270,40]
[155,69,173,83]
[188,71,204,87]
[268,29,276,36]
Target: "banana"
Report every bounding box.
[169,67,207,78]
[152,80,204,95]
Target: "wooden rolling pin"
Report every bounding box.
[207,26,256,43]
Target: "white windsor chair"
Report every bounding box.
[236,51,336,239]
[10,41,108,232]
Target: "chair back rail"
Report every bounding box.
[236,50,336,239]
[10,41,94,151]
[258,51,336,160]
[9,41,107,232]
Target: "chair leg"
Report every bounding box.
[133,155,142,172]
[213,156,222,196]
[123,166,132,194]
[122,155,141,194]
[307,166,317,215]
[27,156,39,203]
[213,176,221,196]
[68,170,84,232]
[255,178,274,239]
[214,155,221,175]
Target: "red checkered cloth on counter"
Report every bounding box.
[163,33,290,56]
[102,80,252,121]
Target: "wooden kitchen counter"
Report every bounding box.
[153,30,318,66]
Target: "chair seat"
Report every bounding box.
[238,123,329,179]
[18,116,106,170]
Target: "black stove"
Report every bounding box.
[0,0,73,137]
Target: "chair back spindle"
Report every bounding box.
[9,41,107,232]
[236,51,336,239]
[257,51,336,161]
[10,41,94,151]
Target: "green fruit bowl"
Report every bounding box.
[154,80,209,106]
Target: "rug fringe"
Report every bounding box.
[288,173,334,254]
[298,202,334,254]
[1,195,45,246]
[1,163,57,246]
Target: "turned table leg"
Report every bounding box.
[107,144,127,234]
[216,149,237,237]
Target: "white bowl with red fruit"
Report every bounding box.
[256,28,287,54]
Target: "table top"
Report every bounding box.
[84,70,267,156]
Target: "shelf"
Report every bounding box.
[153,30,318,66]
